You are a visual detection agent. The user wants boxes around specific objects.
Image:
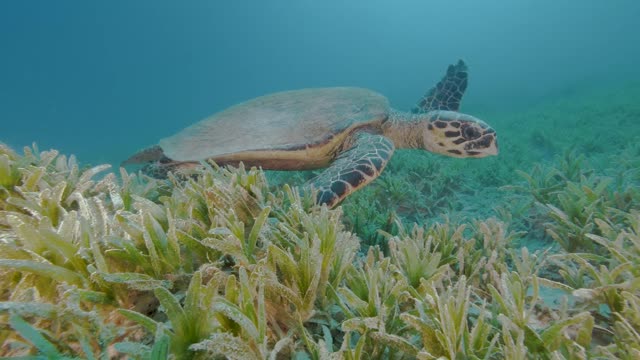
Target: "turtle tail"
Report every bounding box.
[121,145,166,166]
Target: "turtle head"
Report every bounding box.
[422,111,498,158]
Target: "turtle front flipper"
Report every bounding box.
[308,132,395,208]
[412,59,468,113]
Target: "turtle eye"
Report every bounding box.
[462,125,481,140]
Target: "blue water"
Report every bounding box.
[1,0,639,167]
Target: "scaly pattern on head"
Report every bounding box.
[423,111,498,158]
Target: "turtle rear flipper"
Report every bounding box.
[412,59,468,113]
[140,161,200,179]
[121,144,198,179]
[308,132,395,207]
[121,145,166,166]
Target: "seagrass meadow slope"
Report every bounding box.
[0,83,639,359]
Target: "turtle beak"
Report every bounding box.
[492,137,499,155]
[484,135,498,156]
[465,133,498,157]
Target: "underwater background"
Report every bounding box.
[2,0,639,247]
[1,0,639,165]
[2,1,640,358]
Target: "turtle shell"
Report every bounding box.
[159,87,390,163]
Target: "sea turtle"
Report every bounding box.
[123,60,498,207]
